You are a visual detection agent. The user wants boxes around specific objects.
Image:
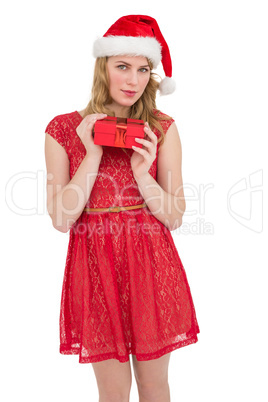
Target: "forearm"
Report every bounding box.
[48,154,102,233]
[134,172,186,230]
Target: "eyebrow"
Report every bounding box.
[115,60,150,68]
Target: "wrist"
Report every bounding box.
[84,152,102,163]
[134,172,151,183]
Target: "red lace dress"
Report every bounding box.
[45,109,200,363]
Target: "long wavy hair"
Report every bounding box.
[82,57,173,154]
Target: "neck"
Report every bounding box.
[105,103,131,118]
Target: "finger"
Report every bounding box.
[142,142,156,159]
[86,119,97,131]
[91,113,107,118]
[86,115,106,130]
[144,126,158,145]
[133,142,153,159]
[133,147,152,166]
[85,113,107,122]
[84,116,96,126]
[141,132,158,153]
[132,145,149,159]
[144,123,156,138]
[135,138,154,152]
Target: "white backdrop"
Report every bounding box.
[1,0,267,401]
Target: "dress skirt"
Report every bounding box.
[59,207,200,363]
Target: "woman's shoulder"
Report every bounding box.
[45,111,77,130]
[152,108,174,121]
[152,108,175,134]
[44,111,78,150]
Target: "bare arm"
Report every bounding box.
[134,122,186,231]
[45,134,102,233]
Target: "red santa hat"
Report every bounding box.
[93,15,176,96]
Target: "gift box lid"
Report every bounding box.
[94,116,144,137]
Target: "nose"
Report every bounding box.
[126,69,138,86]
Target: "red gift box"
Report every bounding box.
[93,116,145,149]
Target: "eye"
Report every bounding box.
[139,68,149,73]
[117,65,127,70]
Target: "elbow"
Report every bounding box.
[51,214,76,233]
[53,218,70,233]
[170,215,183,231]
[53,222,69,233]
[169,203,186,231]
[163,213,183,231]
[47,200,70,233]
[49,214,69,233]
[175,204,186,229]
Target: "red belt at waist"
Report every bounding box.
[83,202,147,213]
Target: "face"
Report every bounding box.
[106,56,151,109]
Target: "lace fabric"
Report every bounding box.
[45,110,200,363]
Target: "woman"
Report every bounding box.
[45,15,200,402]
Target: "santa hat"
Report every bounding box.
[93,15,176,96]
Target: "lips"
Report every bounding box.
[121,90,137,97]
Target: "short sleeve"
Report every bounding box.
[153,109,175,135]
[161,116,175,135]
[45,115,66,150]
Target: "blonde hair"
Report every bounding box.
[82,57,173,154]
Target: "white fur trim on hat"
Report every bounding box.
[93,36,162,69]
[158,76,176,95]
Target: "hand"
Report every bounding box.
[130,122,158,180]
[76,113,107,158]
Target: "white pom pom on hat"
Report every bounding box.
[158,76,176,96]
[93,15,176,96]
